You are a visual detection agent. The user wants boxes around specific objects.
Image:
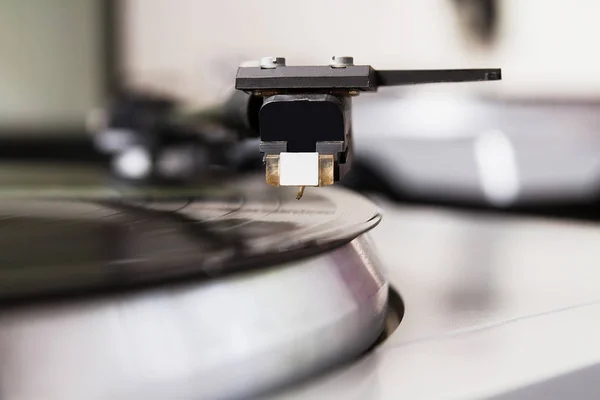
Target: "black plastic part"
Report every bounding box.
[236,65,378,91]
[236,65,501,92]
[375,68,501,86]
[259,94,348,153]
[221,91,263,135]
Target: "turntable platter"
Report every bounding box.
[0,169,388,400]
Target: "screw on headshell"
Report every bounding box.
[260,57,286,69]
[329,56,354,68]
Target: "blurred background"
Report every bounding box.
[4,0,600,213]
[5,2,600,399]
[6,0,600,125]
[0,0,110,135]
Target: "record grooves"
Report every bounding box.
[0,181,381,303]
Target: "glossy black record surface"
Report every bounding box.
[0,171,380,300]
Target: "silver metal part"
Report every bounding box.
[112,146,152,180]
[260,56,286,69]
[330,56,354,68]
[0,235,387,400]
[259,141,287,154]
[316,141,345,154]
[93,128,138,154]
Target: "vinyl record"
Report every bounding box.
[0,177,381,301]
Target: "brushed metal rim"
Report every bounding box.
[0,234,387,400]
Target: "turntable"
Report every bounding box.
[0,165,394,399]
[0,55,503,399]
[6,2,600,398]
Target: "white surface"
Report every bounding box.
[273,201,600,399]
[279,152,319,187]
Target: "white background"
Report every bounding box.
[122,0,600,106]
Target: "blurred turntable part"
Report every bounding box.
[348,92,600,208]
[452,0,499,45]
[91,89,257,183]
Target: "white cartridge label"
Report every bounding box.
[279,152,319,186]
